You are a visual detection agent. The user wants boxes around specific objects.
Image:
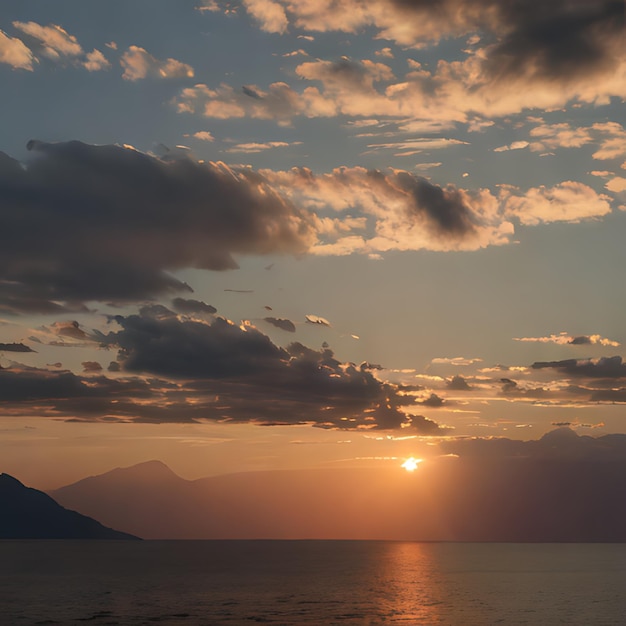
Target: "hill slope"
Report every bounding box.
[1,473,139,540]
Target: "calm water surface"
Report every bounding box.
[1,541,624,625]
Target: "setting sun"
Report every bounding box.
[401,458,422,472]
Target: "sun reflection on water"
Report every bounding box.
[373,542,443,623]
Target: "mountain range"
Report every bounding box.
[49,429,626,541]
[0,473,138,540]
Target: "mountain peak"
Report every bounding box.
[113,460,180,479]
[540,426,580,443]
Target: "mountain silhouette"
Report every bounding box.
[0,473,140,539]
[51,438,626,541]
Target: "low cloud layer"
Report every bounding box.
[0,306,450,433]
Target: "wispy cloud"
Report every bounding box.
[514,332,620,347]
[226,141,302,153]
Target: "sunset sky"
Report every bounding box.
[1,0,625,490]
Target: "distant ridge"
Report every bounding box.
[0,473,140,540]
[52,447,626,541]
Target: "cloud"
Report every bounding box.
[13,21,82,59]
[0,29,35,70]
[191,131,215,142]
[243,0,289,33]
[0,342,35,353]
[0,139,617,315]
[592,122,626,160]
[83,49,111,72]
[305,314,331,327]
[419,393,445,408]
[181,1,626,123]
[528,123,593,152]
[0,140,316,312]
[264,166,514,253]
[366,138,469,157]
[226,141,302,154]
[171,298,217,316]
[532,356,626,379]
[264,317,297,332]
[121,46,194,81]
[82,361,103,373]
[503,181,612,225]
[0,305,444,432]
[282,49,309,58]
[431,356,483,366]
[11,21,109,72]
[606,177,626,193]
[514,332,620,347]
[447,375,472,390]
[375,48,394,59]
[493,141,529,153]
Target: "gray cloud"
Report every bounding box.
[479,0,624,85]
[171,298,217,316]
[395,173,477,236]
[91,306,444,431]
[447,375,472,390]
[420,393,445,407]
[532,356,626,379]
[82,361,103,373]
[0,140,315,312]
[264,317,297,332]
[0,342,35,353]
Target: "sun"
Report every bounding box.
[401,457,421,472]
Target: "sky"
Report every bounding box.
[0,0,625,490]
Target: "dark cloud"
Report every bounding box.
[0,140,315,312]
[388,0,625,86]
[0,343,35,353]
[420,393,445,407]
[359,362,382,371]
[108,307,285,379]
[171,298,217,315]
[82,361,103,373]
[242,85,263,99]
[264,317,296,333]
[533,356,626,378]
[569,335,592,345]
[481,0,625,85]
[395,173,477,236]
[0,365,152,404]
[447,375,471,390]
[53,321,88,340]
[94,306,444,431]
[590,388,626,403]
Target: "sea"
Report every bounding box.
[1,541,624,625]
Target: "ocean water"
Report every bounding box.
[1,541,624,625]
